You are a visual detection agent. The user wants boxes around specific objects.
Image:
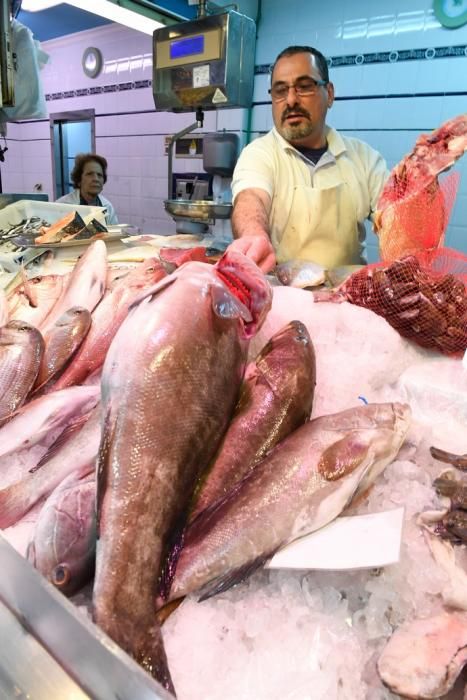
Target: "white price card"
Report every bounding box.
[266,507,404,571]
[193,65,210,88]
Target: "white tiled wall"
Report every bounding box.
[3,0,467,255]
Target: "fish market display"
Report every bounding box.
[190,320,316,520]
[164,402,411,604]
[34,307,91,390]
[0,403,101,528]
[2,242,467,699]
[93,251,272,693]
[28,471,96,596]
[0,320,44,424]
[377,611,467,699]
[47,258,167,392]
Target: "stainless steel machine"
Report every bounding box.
[153,6,256,241]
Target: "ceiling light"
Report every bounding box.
[21,0,165,35]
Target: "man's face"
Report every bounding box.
[80,160,104,199]
[271,52,334,148]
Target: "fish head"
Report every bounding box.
[214,250,273,338]
[255,320,315,387]
[126,258,167,289]
[1,320,44,349]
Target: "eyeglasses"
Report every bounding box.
[268,78,328,102]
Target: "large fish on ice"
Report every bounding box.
[28,471,96,596]
[7,273,69,329]
[93,251,272,693]
[48,258,167,392]
[163,402,411,603]
[0,320,44,424]
[0,384,99,460]
[34,307,92,390]
[40,239,107,335]
[190,320,316,520]
[0,403,101,528]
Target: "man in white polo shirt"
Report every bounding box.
[228,45,388,272]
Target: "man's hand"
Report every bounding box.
[227,235,276,274]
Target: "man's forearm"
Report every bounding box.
[231,190,271,240]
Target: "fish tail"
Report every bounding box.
[0,481,34,529]
[94,611,175,695]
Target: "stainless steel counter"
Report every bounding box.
[0,536,173,700]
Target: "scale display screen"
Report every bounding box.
[170,35,205,60]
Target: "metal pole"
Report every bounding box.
[167,107,204,200]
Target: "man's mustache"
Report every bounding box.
[281,107,311,122]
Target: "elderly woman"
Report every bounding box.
[56,152,118,225]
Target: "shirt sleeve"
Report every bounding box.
[365,147,389,222]
[231,139,275,203]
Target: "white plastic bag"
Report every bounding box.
[1,19,49,121]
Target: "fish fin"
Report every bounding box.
[155,597,185,626]
[20,265,39,307]
[318,432,370,481]
[0,480,34,528]
[26,540,36,566]
[29,411,92,473]
[197,551,278,602]
[210,284,252,322]
[128,275,176,310]
[158,518,187,601]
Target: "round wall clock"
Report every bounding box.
[82,47,103,78]
[434,0,467,28]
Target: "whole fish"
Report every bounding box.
[48,259,167,392]
[0,384,99,460]
[7,273,69,328]
[28,471,96,596]
[93,251,272,693]
[40,240,107,335]
[190,320,316,521]
[34,307,91,390]
[0,404,101,529]
[275,260,326,288]
[163,402,411,603]
[0,320,44,425]
[377,611,467,699]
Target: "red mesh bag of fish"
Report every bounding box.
[374,114,467,262]
[375,172,459,263]
[339,248,467,356]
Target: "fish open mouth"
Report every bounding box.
[215,268,252,310]
[215,251,272,337]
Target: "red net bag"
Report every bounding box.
[340,248,467,356]
[375,172,460,262]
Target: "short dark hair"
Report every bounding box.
[70,153,108,189]
[271,46,329,83]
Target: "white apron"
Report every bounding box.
[272,179,363,269]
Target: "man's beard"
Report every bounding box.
[278,106,314,141]
[279,121,314,141]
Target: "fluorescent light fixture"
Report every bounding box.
[21,0,165,35]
